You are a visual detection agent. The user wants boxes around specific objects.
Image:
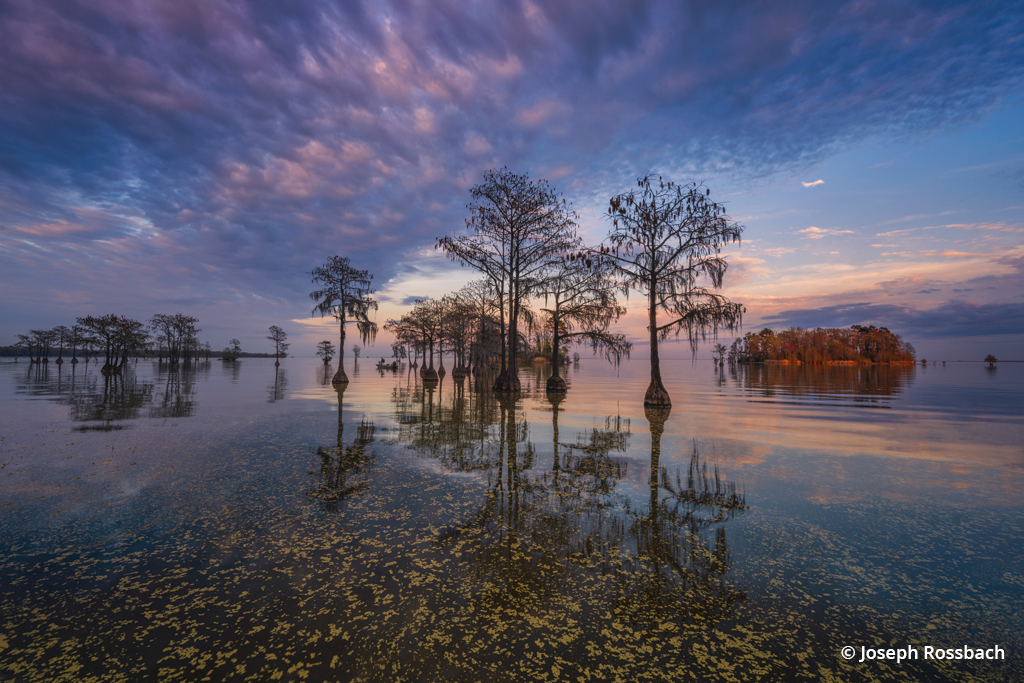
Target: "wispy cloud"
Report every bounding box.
[762,300,1024,339]
[875,228,919,237]
[1,0,1023,346]
[881,211,957,225]
[797,226,855,239]
[762,247,797,257]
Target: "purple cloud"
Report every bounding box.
[1,0,1023,347]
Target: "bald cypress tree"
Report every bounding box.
[600,175,744,406]
[310,257,378,385]
[438,169,577,392]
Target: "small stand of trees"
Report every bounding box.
[222,339,242,361]
[438,169,638,394]
[727,326,916,365]
[13,314,220,370]
[438,168,579,392]
[150,313,200,368]
[76,315,149,374]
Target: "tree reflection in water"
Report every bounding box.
[267,365,288,402]
[387,374,748,630]
[615,406,747,629]
[14,360,210,428]
[730,362,915,405]
[307,386,376,512]
[150,366,198,419]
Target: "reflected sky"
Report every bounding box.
[0,357,1021,681]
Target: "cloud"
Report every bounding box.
[515,100,569,129]
[762,300,1024,339]
[801,179,825,188]
[761,247,796,257]
[755,257,1024,339]
[875,228,919,237]
[797,226,855,239]
[881,211,957,225]
[1,0,1024,345]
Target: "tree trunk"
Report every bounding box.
[644,286,671,406]
[546,307,567,392]
[495,285,521,392]
[645,405,671,542]
[494,282,509,388]
[335,386,345,448]
[423,338,439,382]
[549,394,563,481]
[333,321,349,385]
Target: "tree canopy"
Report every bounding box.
[310,256,378,385]
[598,175,744,406]
[438,168,578,392]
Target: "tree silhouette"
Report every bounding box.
[317,340,335,365]
[222,338,241,361]
[52,326,70,364]
[310,256,378,385]
[149,314,200,367]
[77,315,148,374]
[268,325,289,366]
[600,175,744,406]
[438,168,578,393]
[538,256,630,392]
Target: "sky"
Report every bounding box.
[1,0,1022,360]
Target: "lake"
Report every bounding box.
[1,357,1021,682]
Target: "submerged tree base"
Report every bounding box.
[332,368,350,385]
[643,380,672,407]
[423,367,439,381]
[546,375,567,392]
[493,372,522,393]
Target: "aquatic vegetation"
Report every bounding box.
[0,359,1021,681]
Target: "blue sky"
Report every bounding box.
[1,0,1022,359]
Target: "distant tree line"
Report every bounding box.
[726,325,916,365]
[10,315,290,373]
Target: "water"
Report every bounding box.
[1,357,1021,682]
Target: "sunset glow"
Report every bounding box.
[1,0,1022,359]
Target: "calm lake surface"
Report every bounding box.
[1,357,1022,682]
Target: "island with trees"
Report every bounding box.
[727,325,917,365]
